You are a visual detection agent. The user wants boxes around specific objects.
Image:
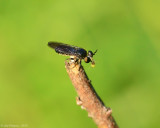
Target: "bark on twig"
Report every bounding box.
[65,61,118,128]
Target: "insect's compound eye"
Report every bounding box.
[88,51,93,57]
[84,57,91,63]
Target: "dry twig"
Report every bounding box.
[65,61,118,128]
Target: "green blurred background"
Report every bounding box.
[0,0,160,128]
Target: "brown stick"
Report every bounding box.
[65,61,118,128]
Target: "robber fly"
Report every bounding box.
[48,42,97,67]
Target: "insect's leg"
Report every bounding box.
[66,57,75,63]
[69,56,80,64]
[74,59,82,71]
[90,58,95,67]
[66,57,78,68]
[77,59,81,66]
[69,58,81,69]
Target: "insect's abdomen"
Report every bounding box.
[55,45,87,59]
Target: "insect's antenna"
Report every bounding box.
[93,49,98,55]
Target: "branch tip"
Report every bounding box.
[65,61,118,128]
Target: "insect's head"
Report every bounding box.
[84,50,97,67]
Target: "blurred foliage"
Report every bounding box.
[0,0,160,128]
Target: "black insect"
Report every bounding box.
[48,42,97,67]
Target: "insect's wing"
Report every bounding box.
[48,42,88,59]
[48,41,66,49]
[48,41,85,57]
[55,44,78,56]
[48,41,76,55]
